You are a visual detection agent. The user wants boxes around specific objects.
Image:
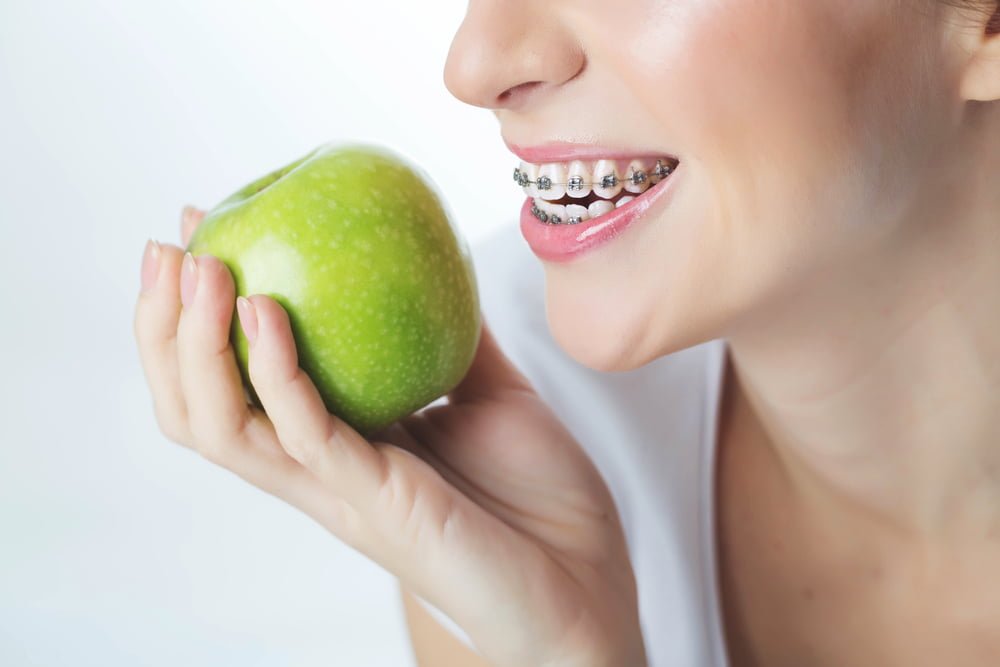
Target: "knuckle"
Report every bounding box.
[279,434,311,467]
[163,426,189,445]
[322,415,347,455]
[154,409,189,445]
[247,357,293,400]
[190,419,249,466]
[322,500,365,549]
[194,435,236,465]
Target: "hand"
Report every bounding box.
[133,206,647,667]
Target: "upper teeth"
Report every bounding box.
[514,158,675,201]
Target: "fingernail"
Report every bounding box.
[236,296,258,344]
[181,205,196,224]
[180,252,198,308]
[140,239,161,293]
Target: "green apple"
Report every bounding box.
[186,142,481,436]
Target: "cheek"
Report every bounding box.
[543,1,938,369]
[639,2,879,213]
[627,0,945,236]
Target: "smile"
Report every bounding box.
[514,157,679,224]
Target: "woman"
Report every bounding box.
[133,1,1000,664]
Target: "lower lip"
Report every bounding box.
[519,164,682,263]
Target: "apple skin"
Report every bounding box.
[186,142,481,436]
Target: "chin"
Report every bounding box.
[542,282,655,373]
[550,319,639,373]
[542,265,726,373]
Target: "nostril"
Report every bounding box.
[498,81,542,106]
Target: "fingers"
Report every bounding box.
[240,294,388,507]
[175,253,254,451]
[447,317,532,405]
[134,240,191,443]
[181,205,205,247]
[136,206,362,539]
[172,253,333,511]
[133,202,206,444]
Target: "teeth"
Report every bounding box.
[592,160,623,200]
[565,160,591,199]
[529,201,549,223]
[588,200,615,218]
[537,163,566,201]
[519,162,539,198]
[518,157,677,213]
[649,159,673,185]
[538,199,567,224]
[623,159,651,194]
[532,195,641,224]
[565,204,590,223]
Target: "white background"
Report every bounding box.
[0,1,520,665]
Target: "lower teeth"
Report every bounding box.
[532,186,652,225]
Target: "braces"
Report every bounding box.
[514,159,674,191]
[530,201,578,224]
[529,201,614,225]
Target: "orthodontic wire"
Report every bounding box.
[513,159,675,191]
[519,159,676,224]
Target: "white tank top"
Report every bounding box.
[418,221,730,667]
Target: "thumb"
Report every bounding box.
[447,316,533,404]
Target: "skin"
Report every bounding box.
[134,1,1000,665]
[135,211,646,667]
[442,0,1000,664]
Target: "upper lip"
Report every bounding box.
[503,138,678,165]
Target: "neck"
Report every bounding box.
[723,102,1000,544]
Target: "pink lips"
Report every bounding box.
[509,140,682,263]
[504,139,677,164]
[517,167,679,262]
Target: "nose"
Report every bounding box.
[443,0,585,111]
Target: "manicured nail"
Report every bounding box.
[180,252,198,308]
[140,239,161,293]
[236,296,258,344]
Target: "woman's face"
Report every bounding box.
[444,1,967,371]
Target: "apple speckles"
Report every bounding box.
[192,144,480,435]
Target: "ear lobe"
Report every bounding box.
[959,4,1000,101]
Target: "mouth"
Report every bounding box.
[507,143,684,263]
[513,156,679,225]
